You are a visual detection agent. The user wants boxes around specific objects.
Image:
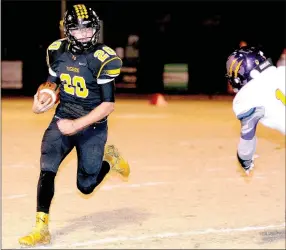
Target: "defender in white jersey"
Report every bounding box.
[226,46,285,175]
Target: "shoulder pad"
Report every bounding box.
[93,44,119,64]
[46,38,68,68]
[97,57,122,79]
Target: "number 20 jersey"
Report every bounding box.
[232,66,286,135]
[46,38,122,119]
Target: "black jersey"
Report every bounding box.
[46,38,122,119]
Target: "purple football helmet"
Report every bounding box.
[226,46,267,92]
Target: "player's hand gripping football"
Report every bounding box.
[32,93,55,114]
[57,119,79,136]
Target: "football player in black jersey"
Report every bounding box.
[19,4,130,247]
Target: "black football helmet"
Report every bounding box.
[63,4,101,53]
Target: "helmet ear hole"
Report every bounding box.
[234,77,240,84]
[228,72,244,91]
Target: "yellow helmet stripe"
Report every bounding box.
[228,58,237,76]
[234,60,243,78]
[74,4,89,19]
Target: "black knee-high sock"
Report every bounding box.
[37,171,56,214]
[96,161,110,186]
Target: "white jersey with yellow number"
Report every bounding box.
[233,66,286,135]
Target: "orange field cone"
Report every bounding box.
[149,93,168,106]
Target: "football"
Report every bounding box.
[37,82,60,105]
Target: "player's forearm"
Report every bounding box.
[236,136,257,171]
[236,107,265,170]
[74,102,114,130]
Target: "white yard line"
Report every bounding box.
[35,222,285,249]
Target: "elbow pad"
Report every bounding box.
[100,80,115,102]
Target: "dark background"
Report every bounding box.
[1,0,285,96]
